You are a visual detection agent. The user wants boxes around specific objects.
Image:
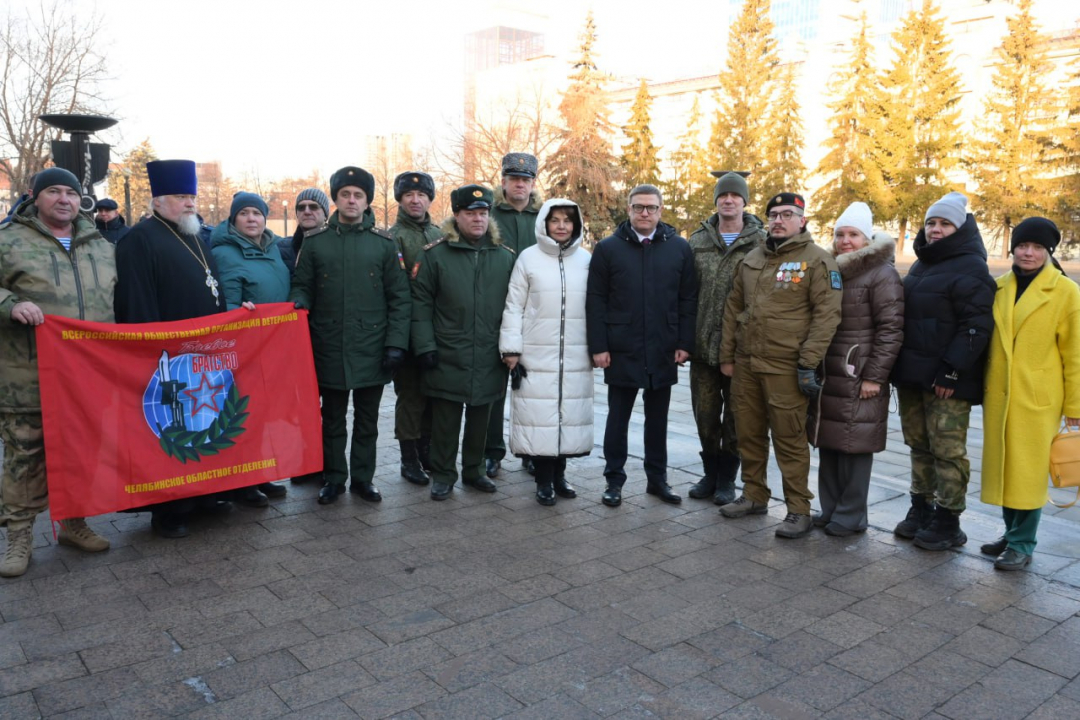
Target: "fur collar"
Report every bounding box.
[833,232,896,279]
[439,216,503,245]
[494,186,544,213]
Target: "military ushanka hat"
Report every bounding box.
[450,184,494,212]
[393,171,436,202]
[330,166,375,203]
[501,152,538,178]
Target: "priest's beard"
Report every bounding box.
[176,213,201,236]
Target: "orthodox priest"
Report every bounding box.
[114,159,229,538]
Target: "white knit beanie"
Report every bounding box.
[834,202,873,241]
[925,192,967,229]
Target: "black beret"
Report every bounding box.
[765,192,806,213]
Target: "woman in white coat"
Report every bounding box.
[500,199,593,505]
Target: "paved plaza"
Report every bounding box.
[2,369,1080,719]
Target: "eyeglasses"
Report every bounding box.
[296,203,322,212]
[630,204,661,215]
[767,210,802,221]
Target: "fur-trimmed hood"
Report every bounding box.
[439,215,503,245]
[494,186,544,213]
[832,232,896,280]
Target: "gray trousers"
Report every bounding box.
[817,449,873,532]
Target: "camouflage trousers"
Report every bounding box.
[392,361,432,441]
[690,362,739,456]
[897,387,972,512]
[0,412,48,529]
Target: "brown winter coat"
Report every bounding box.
[810,233,904,453]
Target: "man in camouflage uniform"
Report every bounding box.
[687,172,765,505]
[390,171,441,485]
[719,192,843,539]
[485,152,543,479]
[0,168,116,577]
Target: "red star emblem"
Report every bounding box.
[182,373,224,417]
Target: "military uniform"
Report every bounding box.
[410,207,515,490]
[0,201,117,528]
[720,227,842,515]
[289,208,412,493]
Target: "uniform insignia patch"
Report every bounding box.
[472,190,483,198]
[830,270,842,290]
[411,262,421,279]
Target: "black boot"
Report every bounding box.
[894,493,935,539]
[914,505,967,551]
[399,439,431,486]
[688,452,718,499]
[417,435,433,472]
[553,457,576,498]
[535,458,556,506]
[713,451,740,506]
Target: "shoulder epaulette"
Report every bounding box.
[304,224,329,239]
[500,245,516,255]
[423,236,448,251]
[372,227,393,240]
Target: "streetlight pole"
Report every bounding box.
[282,199,289,237]
[122,168,132,223]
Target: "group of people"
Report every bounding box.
[1,152,1077,581]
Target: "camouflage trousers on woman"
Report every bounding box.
[896,387,972,512]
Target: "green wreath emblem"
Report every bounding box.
[158,384,250,464]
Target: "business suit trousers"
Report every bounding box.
[603,384,671,487]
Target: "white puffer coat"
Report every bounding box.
[499,199,594,457]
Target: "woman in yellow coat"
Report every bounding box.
[981,217,1080,571]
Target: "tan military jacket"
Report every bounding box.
[720,228,842,374]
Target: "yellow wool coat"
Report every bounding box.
[981,265,1080,509]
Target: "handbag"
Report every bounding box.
[1048,424,1080,509]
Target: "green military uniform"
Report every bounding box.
[389,210,442,442]
[720,228,842,515]
[410,218,515,487]
[0,201,117,528]
[485,187,543,464]
[289,209,412,489]
[689,212,765,461]
[897,387,972,511]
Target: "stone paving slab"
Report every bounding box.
[2,370,1080,718]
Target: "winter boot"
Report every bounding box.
[894,493,935,539]
[0,524,34,578]
[688,453,718,499]
[553,457,576,498]
[57,518,110,552]
[399,439,431,485]
[914,505,967,551]
[417,435,433,473]
[713,451,740,506]
[535,459,556,506]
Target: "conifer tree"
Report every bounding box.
[969,0,1057,257]
[814,13,887,226]
[877,0,965,252]
[710,0,778,208]
[107,139,158,221]
[620,79,660,188]
[757,62,806,205]
[548,12,622,242]
[662,96,713,237]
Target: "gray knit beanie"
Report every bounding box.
[713,172,749,205]
[295,187,329,216]
[925,192,967,229]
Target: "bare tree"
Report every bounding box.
[0,0,108,203]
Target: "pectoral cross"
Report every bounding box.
[206,269,220,305]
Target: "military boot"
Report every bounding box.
[714,451,740,506]
[688,452,718,500]
[399,439,431,485]
[894,493,935,539]
[535,459,556,506]
[553,457,576,499]
[914,505,967,551]
[58,518,110,552]
[417,435,433,472]
[0,525,33,578]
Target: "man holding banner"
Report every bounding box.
[0,168,116,577]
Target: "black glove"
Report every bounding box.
[382,347,406,373]
[510,363,528,390]
[418,351,439,370]
[797,366,822,398]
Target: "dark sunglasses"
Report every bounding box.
[296,203,322,212]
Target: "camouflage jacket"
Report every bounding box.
[490,187,542,256]
[390,211,443,282]
[0,201,117,411]
[687,212,765,365]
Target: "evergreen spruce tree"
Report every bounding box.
[968,0,1057,257]
[757,62,806,205]
[814,13,887,226]
[548,11,622,242]
[877,0,965,253]
[662,96,713,237]
[620,79,660,188]
[107,139,158,222]
[710,0,778,208]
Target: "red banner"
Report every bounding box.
[36,303,322,520]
